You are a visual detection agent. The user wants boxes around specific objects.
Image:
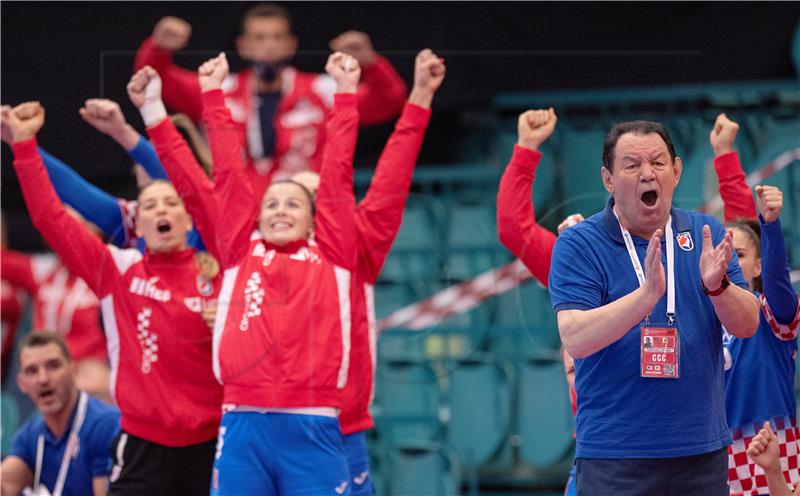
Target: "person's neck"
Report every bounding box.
[257,74,282,93]
[614,204,667,240]
[44,388,79,439]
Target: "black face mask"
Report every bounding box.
[251,57,293,83]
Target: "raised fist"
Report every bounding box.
[79,99,128,136]
[413,49,446,95]
[329,31,376,66]
[152,16,192,52]
[127,66,162,109]
[198,52,230,92]
[756,185,783,224]
[517,108,557,151]
[6,101,45,142]
[746,422,780,473]
[709,113,739,157]
[325,52,361,94]
[1,105,12,144]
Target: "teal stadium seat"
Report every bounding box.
[444,201,506,281]
[384,445,460,496]
[446,357,512,493]
[518,356,575,469]
[373,360,442,448]
[560,124,608,217]
[493,280,561,351]
[1,392,20,456]
[379,199,441,283]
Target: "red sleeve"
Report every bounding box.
[355,102,431,282]
[496,145,557,287]
[315,93,359,271]
[0,248,37,295]
[134,37,204,122]
[146,118,221,262]
[356,56,408,125]
[11,139,116,297]
[714,152,757,222]
[201,89,259,268]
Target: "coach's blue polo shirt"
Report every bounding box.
[549,198,748,459]
[10,393,120,495]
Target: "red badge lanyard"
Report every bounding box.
[614,210,676,326]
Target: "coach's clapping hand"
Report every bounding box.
[7,101,45,142]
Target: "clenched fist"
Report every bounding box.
[152,16,192,51]
[756,185,783,224]
[709,113,739,158]
[198,52,230,92]
[6,101,46,142]
[325,52,361,94]
[517,108,557,151]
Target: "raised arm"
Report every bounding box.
[2,105,130,246]
[313,52,361,270]
[127,66,221,261]
[355,49,442,282]
[747,422,795,496]
[497,108,559,286]
[195,54,258,267]
[330,31,407,124]
[710,113,757,221]
[133,16,203,121]
[6,102,117,298]
[0,248,38,295]
[756,185,800,329]
[79,98,168,181]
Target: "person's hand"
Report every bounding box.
[79,99,140,150]
[198,52,229,92]
[127,66,162,109]
[517,108,557,151]
[201,304,217,331]
[6,101,45,142]
[756,185,783,224]
[127,66,167,126]
[0,105,12,144]
[709,113,739,158]
[152,16,192,51]
[557,213,584,234]
[79,99,128,136]
[642,229,666,305]
[700,225,733,293]
[325,52,361,94]
[747,422,781,473]
[329,31,377,66]
[413,49,445,94]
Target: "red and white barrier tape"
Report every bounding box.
[379,149,800,332]
[702,148,800,213]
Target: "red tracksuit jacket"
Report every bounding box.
[150,89,358,409]
[12,139,223,447]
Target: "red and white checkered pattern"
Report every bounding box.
[117,198,139,248]
[761,293,800,341]
[727,415,800,495]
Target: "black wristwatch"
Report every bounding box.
[702,275,730,296]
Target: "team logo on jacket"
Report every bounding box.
[675,231,694,251]
[196,276,214,296]
[136,307,159,374]
[129,276,171,302]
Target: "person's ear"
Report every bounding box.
[601,166,613,194]
[673,156,682,185]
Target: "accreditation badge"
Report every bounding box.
[640,327,679,379]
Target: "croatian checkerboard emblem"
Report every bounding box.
[676,231,694,251]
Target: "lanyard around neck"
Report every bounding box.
[34,391,89,496]
[614,209,676,325]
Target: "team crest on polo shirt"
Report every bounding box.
[676,231,694,251]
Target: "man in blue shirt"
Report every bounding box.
[1,332,119,496]
[548,120,761,495]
